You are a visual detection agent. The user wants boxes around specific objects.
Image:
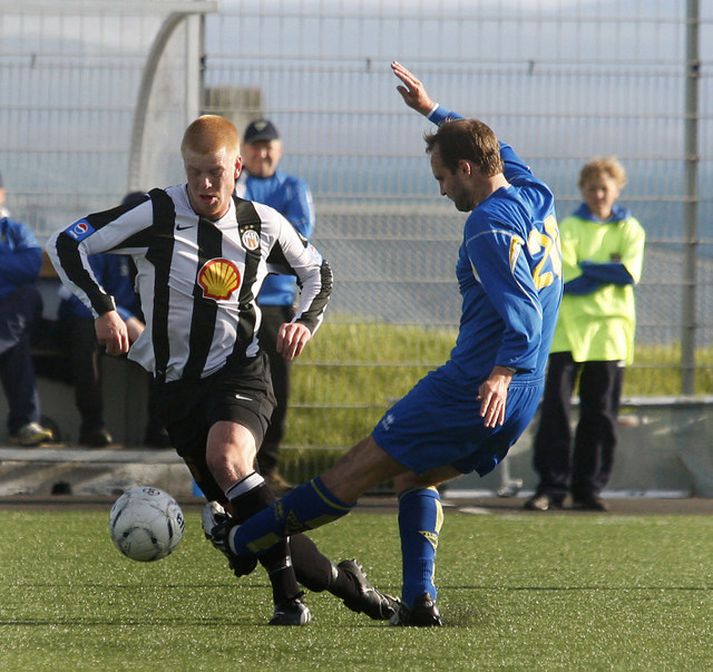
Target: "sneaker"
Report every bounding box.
[390,593,443,627]
[269,595,311,626]
[572,494,608,512]
[337,559,400,620]
[78,427,112,448]
[524,493,564,512]
[201,501,258,577]
[264,470,294,496]
[10,422,54,447]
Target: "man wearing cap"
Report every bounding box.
[237,119,315,494]
[0,171,54,446]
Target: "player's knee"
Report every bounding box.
[394,472,427,494]
[207,421,256,469]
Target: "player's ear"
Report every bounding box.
[458,159,472,177]
[234,155,243,180]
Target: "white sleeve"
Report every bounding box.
[259,205,333,334]
[45,199,154,317]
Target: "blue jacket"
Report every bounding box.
[0,216,42,300]
[241,170,315,306]
[562,203,636,295]
[59,253,138,322]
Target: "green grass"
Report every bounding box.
[3,506,713,671]
[285,322,713,452]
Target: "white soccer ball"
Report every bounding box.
[109,486,185,562]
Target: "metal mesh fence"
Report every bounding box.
[204,1,713,410]
[0,2,204,237]
[2,1,713,456]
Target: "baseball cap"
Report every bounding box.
[122,191,147,207]
[243,119,279,144]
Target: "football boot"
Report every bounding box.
[201,501,258,577]
[269,594,311,626]
[389,592,443,627]
[337,559,400,620]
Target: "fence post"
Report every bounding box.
[127,3,217,193]
[682,0,700,394]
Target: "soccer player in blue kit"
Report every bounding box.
[212,62,563,626]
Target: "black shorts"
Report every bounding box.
[154,353,276,502]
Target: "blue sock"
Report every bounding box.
[398,487,444,609]
[230,476,353,556]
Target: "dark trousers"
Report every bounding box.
[60,316,166,438]
[532,352,623,500]
[61,316,105,432]
[0,286,43,434]
[256,304,294,474]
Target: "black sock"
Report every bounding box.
[288,534,341,594]
[324,563,362,601]
[230,474,340,594]
[228,474,274,524]
[228,474,301,602]
[261,541,302,604]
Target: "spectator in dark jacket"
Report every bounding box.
[57,191,170,447]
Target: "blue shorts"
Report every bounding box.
[371,371,543,477]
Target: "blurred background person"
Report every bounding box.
[237,119,315,493]
[57,191,170,448]
[525,157,645,512]
[0,170,54,446]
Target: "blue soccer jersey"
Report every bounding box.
[372,105,562,476]
[430,106,562,389]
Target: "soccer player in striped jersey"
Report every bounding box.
[222,62,563,626]
[46,115,398,626]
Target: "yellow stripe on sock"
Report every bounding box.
[310,479,352,511]
[418,530,439,551]
[434,496,444,535]
[247,532,283,554]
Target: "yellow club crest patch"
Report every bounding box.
[197,258,240,300]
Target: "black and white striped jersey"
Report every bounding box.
[46,184,332,383]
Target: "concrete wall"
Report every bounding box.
[452,398,713,498]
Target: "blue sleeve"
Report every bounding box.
[0,247,42,285]
[427,105,532,183]
[580,261,634,286]
[60,293,93,320]
[427,105,463,125]
[101,256,139,319]
[282,178,315,239]
[467,225,543,372]
[564,275,603,295]
[0,221,42,284]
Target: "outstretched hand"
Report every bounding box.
[391,61,437,116]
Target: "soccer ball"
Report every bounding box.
[109,486,185,562]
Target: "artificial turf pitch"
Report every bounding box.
[2,503,713,671]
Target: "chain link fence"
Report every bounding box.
[2,1,713,460]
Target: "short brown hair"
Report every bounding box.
[181,115,240,157]
[424,119,503,176]
[578,156,628,190]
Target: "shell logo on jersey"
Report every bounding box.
[241,229,260,251]
[197,258,241,301]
